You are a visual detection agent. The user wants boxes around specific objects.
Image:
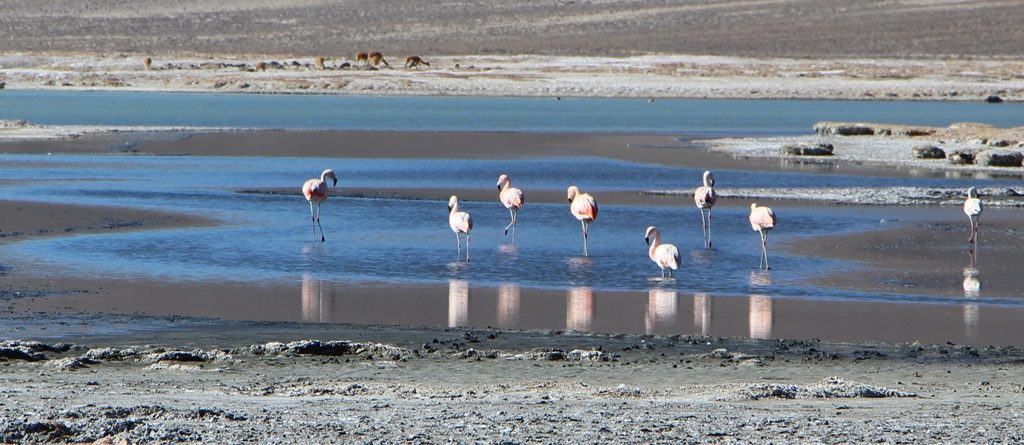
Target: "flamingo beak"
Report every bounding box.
[644,237,650,245]
[496,184,501,191]
[447,204,452,213]
[332,178,337,186]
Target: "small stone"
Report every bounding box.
[948,150,978,165]
[985,95,1003,103]
[911,145,946,159]
[782,142,834,156]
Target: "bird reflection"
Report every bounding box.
[963,268,981,339]
[301,273,334,323]
[448,279,469,328]
[566,287,594,332]
[497,283,521,328]
[749,270,772,287]
[693,293,712,336]
[748,294,773,339]
[645,289,677,335]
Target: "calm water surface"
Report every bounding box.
[1,91,1023,344]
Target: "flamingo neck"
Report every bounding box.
[648,235,660,256]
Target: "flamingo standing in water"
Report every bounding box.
[448,195,474,261]
[694,170,717,249]
[644,226,681,277]
[964,187,982,247]
[567,185,598,256]
[302,169,338,242]
[748,203,777,269]
[497,174,524,238]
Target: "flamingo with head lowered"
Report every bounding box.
[302,169,338,242]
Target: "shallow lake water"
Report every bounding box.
[1,91,1023,345]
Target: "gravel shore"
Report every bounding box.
[2,323,1023,444]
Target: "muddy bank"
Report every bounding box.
[0,200,211,243]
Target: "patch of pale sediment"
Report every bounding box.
[697,134,1024,174]
[712,377,917,402]
[0,119,243,142]
[645,186,1024,207]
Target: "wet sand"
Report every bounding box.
[0,199,210,243]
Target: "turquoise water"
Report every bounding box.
[2,90,1023,135]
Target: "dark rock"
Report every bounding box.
[911,145,946,159]
[948,150,978,165]
[985,95,1003,103]
[975,150,1024,167]
[782,142,834,156]
[987,139,1013,147]
[814,123,874,136]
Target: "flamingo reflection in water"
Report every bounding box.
[497,284,521,328]
[748,294,773,339]
[566,287,594,332]
[693,293,712,337]
[645,289,677,335]
[301,274,334,323]
[448,279,469,328]
[963,267,981,339]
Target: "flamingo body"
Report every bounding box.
[694,170,717,249]
[645,226,680,277]
[448,195,473,261]
[749,203,776,269]
[497,174,525,237]
[964,187,982,246]
[302,169,338,242]
[567,186,598,256]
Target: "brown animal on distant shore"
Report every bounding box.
[404,56,429,69]
[143,57,152,70]
[254,61,267,72]
[314,56,326,70]
[368,52,390,68]
[355,52,369,67]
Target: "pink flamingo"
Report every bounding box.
[644,226,680,277]
[963,187,982,247]
[748,203,777,269]
[497,174,524,238]
[302,169,338,242]
[694,170,717,249]
[448,195,474,261]
[567,185,598,256]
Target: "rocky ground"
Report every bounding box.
[2,325,1023,444]
[0,0,1022,58]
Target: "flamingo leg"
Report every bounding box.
[308,201,317,242]
[467,234,471,262]
[699,209,708,249]
[315,203,325,242]
[761,232,771,270]
[504,208,515,236]
[707,209,713,249]
[455,233,461,258]
[581,220,590,257]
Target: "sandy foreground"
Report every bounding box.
[2,321,1024,444]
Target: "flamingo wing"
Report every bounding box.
[450,211,473,234]
[501,187,524,209]
[963,198,982,217]
[303,179,328,202]
[749,207,776,231]
[656,244,680,270]
[571,194,598,222]
[694,186,716,209]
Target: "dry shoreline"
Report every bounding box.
[2,53,1023,101]
[1,322,1023,443]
